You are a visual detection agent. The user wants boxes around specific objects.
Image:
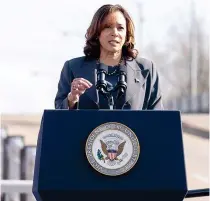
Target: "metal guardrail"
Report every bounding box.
[4,136,25,201]
[0,128,36,201]
[21,146,36,201]
[1,127,8,180]
[1,180,33,193]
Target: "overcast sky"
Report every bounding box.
[0,0,208,114]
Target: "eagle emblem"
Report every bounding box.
[100,140,126,161]
[85,122,140,176]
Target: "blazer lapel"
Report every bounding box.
[72,58,99,107]
[123,59,149,109]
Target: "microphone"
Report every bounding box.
[116,65,127,99]
[96,63,108,95]
[95,62,127,109]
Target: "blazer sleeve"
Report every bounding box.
[147,62,164,110]
[54,61,78,109]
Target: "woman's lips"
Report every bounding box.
[109,40,119,45]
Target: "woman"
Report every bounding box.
[54,4,163,110]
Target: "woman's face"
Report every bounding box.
[99,11,127,54]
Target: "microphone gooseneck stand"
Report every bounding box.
[96,64,127,110]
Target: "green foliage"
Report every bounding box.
[97,149,104,160]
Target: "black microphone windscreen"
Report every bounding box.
[118,65,126,73]
[97,63,108,73]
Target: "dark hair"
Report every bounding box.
[84,4,138,59]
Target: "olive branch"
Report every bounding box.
[97,149,105,163]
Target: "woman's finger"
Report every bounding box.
[71,84,85,93]
[73,78,92,87]
[76,80,91,89]
[79,78,92,86]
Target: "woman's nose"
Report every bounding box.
[111,28,118,36]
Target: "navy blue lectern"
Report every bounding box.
[33,110,188,201]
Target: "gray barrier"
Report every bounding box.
[21,146,36,201]
[1,127,8,180]
[4,136,24,201]
[1,127,8,200]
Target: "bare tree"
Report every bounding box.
[143,5,209,100]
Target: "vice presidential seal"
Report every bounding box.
[85,122,140,176]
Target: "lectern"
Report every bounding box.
[32,110,193,201]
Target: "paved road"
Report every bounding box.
[183,133,209,201]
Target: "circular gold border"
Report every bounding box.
[85,122,140,176]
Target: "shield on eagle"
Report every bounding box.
[100,140,126,161]
[108,150,117,160]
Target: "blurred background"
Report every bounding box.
[0,0,209,200]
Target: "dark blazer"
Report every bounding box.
[54,56,163,110]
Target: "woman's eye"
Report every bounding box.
[105,25,111,28]
[119,27,124,30]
